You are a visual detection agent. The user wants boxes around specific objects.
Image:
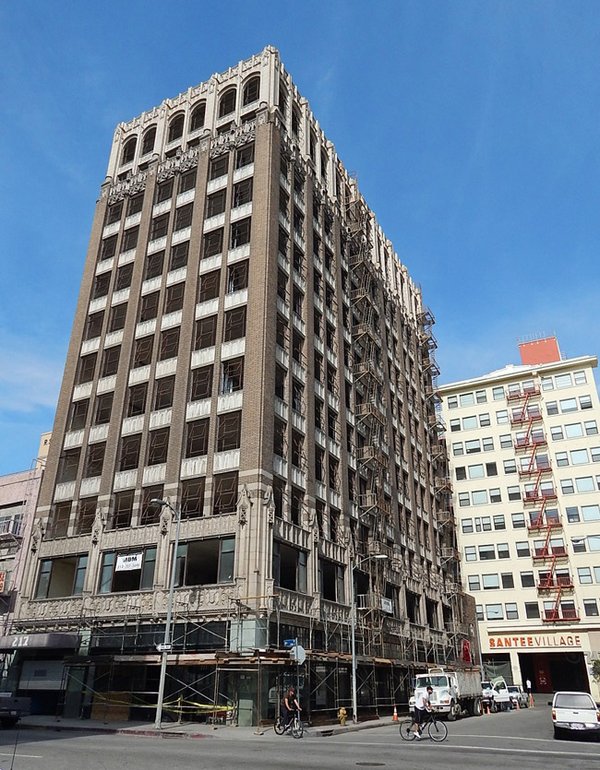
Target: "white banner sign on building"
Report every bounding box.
[115,553,143,572]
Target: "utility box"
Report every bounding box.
[229,618,268,653]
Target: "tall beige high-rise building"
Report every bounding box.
[11,47,470,723]
[438,337,600,701]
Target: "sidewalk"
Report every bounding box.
[17,714,395,740]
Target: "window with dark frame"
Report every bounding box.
[153,376,175,410]
[121,226,139,252]
[209,155,229,180]
[128,192,144,215]
[100,235,117,261]
[115,263,134,291]
[230,218,251,249]
[227,261,248,293]
[147,427,169,465]
[165,283,185,313]
[236,143,254,168]
[127,382,148,416]
[190,102,206,132]
[198,270,220,302]
[221,358,244,393]
[94,392,113,424]
[119,434,141,471]
[179,169,197,193]
[243,76,260,106]
[217,411,242,452]
[109,304,127,332]
[174,203,193,231]
[233,178,252,207]
[139,292,159,322]
[57,449,80,483]
[212,471,238,515]
[150,213,169,241]
[203,228,224,258]
[84,442,106,478]
[159,327,180,360]
[145,251,165,280]
[170,242,189,271]
[156,179,174,203]
[181,478,205,519]
[69,399,89,431]
[194,316,217,349]
[77,353,97,384]
[92,272,111,299]
[190,365,213,401]
[218,88,236,118]
[108,489,135,529]
[140,486,164,525]
[206,190,227,218]
[75,498,97,535]
[84,311,104,340]
[185,419,209,457]
[168,114,185,142]
[106,201,123,225]
[223,307,246,341]
[133,336,153,368]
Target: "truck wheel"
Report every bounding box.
[447,702,460,721]
[472,698,482,716]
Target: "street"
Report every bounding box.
[0,704,598,770]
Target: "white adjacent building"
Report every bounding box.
[438,337,600,700]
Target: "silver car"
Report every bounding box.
[551,691,600,740]
[507,685,528,709]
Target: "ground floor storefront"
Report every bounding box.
[480,627,600,701]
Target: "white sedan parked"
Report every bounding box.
[551,691,600,740]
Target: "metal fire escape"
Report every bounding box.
[346,192,390,656]
[510,383,579,624]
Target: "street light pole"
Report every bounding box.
[151,498,182,730]
[350,553,387,724]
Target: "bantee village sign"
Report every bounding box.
[488,633,582,650]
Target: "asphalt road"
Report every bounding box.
[0,704,598,770]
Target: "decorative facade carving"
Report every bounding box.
[156,147,199,182]
[209,120,257,158]
[104,171,149,203]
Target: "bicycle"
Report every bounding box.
[399,710,448,742]
[274,709,303,738]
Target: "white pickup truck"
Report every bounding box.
[481,678,512,712]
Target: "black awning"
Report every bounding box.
[0,632,79,651]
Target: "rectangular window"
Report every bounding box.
[233,178,253,207]
[501,572,514,588]
[116,263,134,290]
[99,234,117,260]
[209,155,229,180]
[492,386,504,400]
[125,382,147,417]
[221,357,244,393]
[485,604,503,620]
[133,337,154,369]
[156,179,173,203]
[191,365,213,401]
[101,346,120,378]
[505,603,519,620]
[230,218,251,249]
[35,555,88,599]
[176,537,235,586]
[139,292,160,322]
[273,541,307,593]
[212,471,239,515]
[147,427,169,465]
[482,573,500,589]
[174,203,193,231]
[461,518,473,534]
[84,442,105,478]
[185,419,209,457]
[203,228,224,258]
[525,602,540,619]
[69,399,89,431]
[93,393,113,425]
[153,376,175,410]
[227,260,249,292]
[84,311,104,340]
[195,316,218,349]
[165,283,185,313]
[119,434,141,471]
[181,478,205,519]
[121,227,139,251]
[145,251,165,279]
[468,575,481,591]
[57,449,80,483]
[108,489,135,529]
[170,241,189,271]
[216,411,242,451]
[98,547,156,594]
[516,541,530,557]
[159,328,180,360]
[478,544,495,560]
[223,307,246,341]
[199,270,221,302]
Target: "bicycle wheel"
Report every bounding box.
[399,719,417,741]
[291,717,303,739]
[274,716,285,735]
[427,719,448,742]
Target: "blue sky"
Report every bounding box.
[1,1,599,475]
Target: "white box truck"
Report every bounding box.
[412,666,482,720]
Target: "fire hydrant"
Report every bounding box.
[338,706,347,726]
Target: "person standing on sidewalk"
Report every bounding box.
[525,679,534,708]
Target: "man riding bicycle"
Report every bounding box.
[413,685,433,738]
[281,686,301,730]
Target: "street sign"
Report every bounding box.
[156,643,172,652]
[290,644,306,665]
[283,639,296,648]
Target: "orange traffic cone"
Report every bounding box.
[392,705,399,722]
